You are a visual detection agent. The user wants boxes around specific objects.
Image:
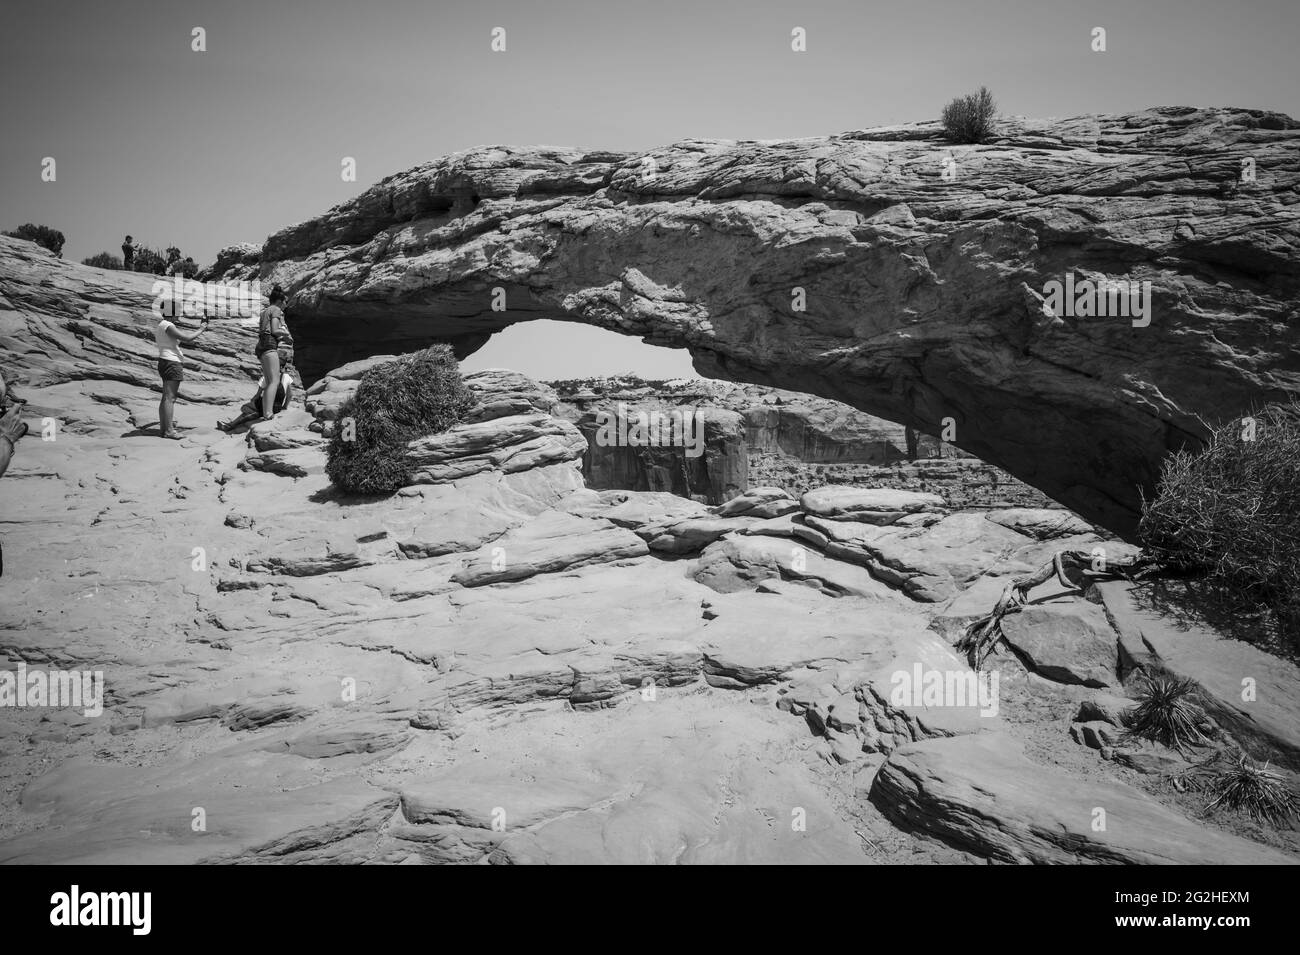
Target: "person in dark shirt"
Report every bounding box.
[122,235,135,271]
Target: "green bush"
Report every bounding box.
[941,86,997,144]
[167,256,199,278]
[325,345,477,494]
[4,223,65,256]
[130,245,168,275]
[120,243,197,276]
[1138,403,1300,641]
[82,252,123,270]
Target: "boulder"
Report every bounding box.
[394,465,584,558]
[693,534,900,600]
[639,516,758,554]
[451,511,648,587]
[807,512,1029,602]
[714,486,799,519]
[404,413,587,484]
[872,734,1296,864]
[800,487,946,525]
[1076,694,1136,727]
[998,599,1120,687]
[463,369,561,421]
[578,490,711,529]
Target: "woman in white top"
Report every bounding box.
[155,312,208,439]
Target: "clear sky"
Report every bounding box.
[2,0,1296,379]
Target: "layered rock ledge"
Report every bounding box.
[244,107,1300,536]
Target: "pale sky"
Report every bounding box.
[2,0,1296,379]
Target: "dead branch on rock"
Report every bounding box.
[956,549,1154,669]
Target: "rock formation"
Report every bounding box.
[3,117,1300,866]
[550,378,1057,508]
[557,398,747,505]
[245,107,1300,537]
[196,242,261,284]
[553,377,904,505]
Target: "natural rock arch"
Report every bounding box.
[253,108,1300,538]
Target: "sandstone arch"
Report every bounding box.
[255,108,1300,537]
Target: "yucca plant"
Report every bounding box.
[1205,755,1300,825]
[1123,673,1211,753]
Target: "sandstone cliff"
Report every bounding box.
[544,377,1053,508]
[3,242,1300,864]
[243,107,1300,536]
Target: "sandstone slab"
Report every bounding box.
[800,487,946,525]
[451,510,648,587]
[872,734,1297,864]
[1095,581,1300,770]
[999,599,1120,687]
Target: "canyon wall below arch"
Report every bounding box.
[247,107,1300,536]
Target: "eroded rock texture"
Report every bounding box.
[5,120,1300,865]
[253,108,1300,536]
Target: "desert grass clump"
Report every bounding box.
[940,86,997,144]
[1205,755,1300,825]
[1124,673,1210,753]
[1138,403,1300,645]
[325,345,477,495]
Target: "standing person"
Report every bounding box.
[0,371,28,578]
[0,371,26,481]
[155,308,209,439]
[256,285,293,422]
[122,235,135,271]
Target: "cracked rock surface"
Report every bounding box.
[3,180,1299,864]
[242,107,1300,536]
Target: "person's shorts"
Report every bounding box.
[157,359,184,382]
